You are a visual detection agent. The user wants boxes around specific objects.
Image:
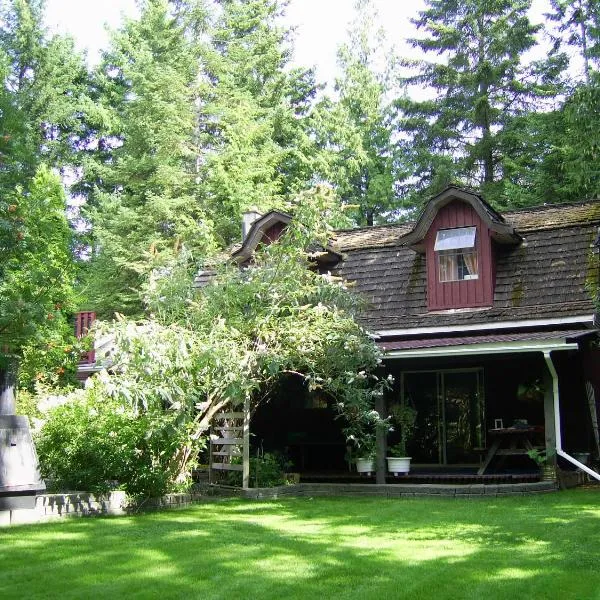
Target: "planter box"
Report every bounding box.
[356,458,375,475]
[387,457,412,475]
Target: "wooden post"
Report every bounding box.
[375,394,386,484]
[242,396,250,489]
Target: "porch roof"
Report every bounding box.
[379,328,596,358]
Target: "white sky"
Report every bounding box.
[43,0,553,86]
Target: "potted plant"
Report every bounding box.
[527,448,556,481]
[354,434,376,475]
[387,404,417,475]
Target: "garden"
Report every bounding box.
[1,490,599,599]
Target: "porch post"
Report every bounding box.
[542,356,558,473]
[242,396,250,489]
[375,394,386,484]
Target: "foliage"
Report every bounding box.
[389,403,417,457]
[314,0,399,225]
[548,0,600,84]
[226,451,292,488]
[36,377,200,498]
[527,448,555,466]
[37,187,387,497]
[80,0,216,318]
[198,0,320,244]
[395,0,562,207]
[17,314,83,392]
[0,165,76,353]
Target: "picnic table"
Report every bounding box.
[477,426,542,475]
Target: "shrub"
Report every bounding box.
[36,380,203,498]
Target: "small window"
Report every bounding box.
[435,227,478,282]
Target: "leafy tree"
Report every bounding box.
[81,0,216,318]
[0,166,76,401]
[395,0,559,207]
[314,0,399,226]
[198,0,320,244]
[0,0,93,176]
[37,187,388,497]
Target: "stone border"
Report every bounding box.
[1,481,558,526]
[208,481,558,500]
[0,491,199,526]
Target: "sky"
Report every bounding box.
[44,0,550,86]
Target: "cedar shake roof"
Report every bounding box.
[332,200,600,332]
[332,200,600,252]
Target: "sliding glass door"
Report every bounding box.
[400,369,485,464]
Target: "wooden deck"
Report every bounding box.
[298,468,541,485]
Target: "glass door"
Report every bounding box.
[401,369,485,465]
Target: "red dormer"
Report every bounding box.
[402,187,521,311]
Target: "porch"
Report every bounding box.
[210,329,600,488]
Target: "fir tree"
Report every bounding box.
[395,0,557,208]
[198,0,319,244]
[315,0,398,226]
[81,0,216,317]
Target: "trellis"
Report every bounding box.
[209,399,250,488]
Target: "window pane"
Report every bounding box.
[434,227,476,251]
[438,250,478,282]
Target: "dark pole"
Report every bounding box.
[375,393,386,484]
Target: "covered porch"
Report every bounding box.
[210,330,600,487]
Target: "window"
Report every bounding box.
[434,227,478,282]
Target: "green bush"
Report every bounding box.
[225,451,291,488]
[36,382,202,499]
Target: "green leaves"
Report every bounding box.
[0,165,75,352]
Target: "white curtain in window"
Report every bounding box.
[463,251,478,276]
[439,252,458,281]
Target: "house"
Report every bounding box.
[225,186,600,484]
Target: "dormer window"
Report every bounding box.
[434,227,478,282]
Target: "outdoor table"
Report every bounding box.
[477,427,542,475]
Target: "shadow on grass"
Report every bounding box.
[1,489,599,599]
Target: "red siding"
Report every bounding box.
[426,201,494,310]
[262,222,286,245]
[75,311,96,364]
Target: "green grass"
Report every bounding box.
[2,489,600,599]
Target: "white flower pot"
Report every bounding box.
[356,457,375,475]
[387,456,411,475]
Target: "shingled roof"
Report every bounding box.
[332,200,600,333]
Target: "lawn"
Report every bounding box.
[1,489,599,599]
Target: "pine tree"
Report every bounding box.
[0,0,92,176]
[81,0,216,317]
[548,0,600,83]
[0,0,82,393]
[395,0,556,207]
[198,0,319,244]
[314,0,398,226]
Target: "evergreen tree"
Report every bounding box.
[548,0,600,83]
[314,0,398,226]
[395,0,557,207]
[81,0,216,317]
[0,0,84,395]
[0,0,92,176]
[198,0,319,244]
